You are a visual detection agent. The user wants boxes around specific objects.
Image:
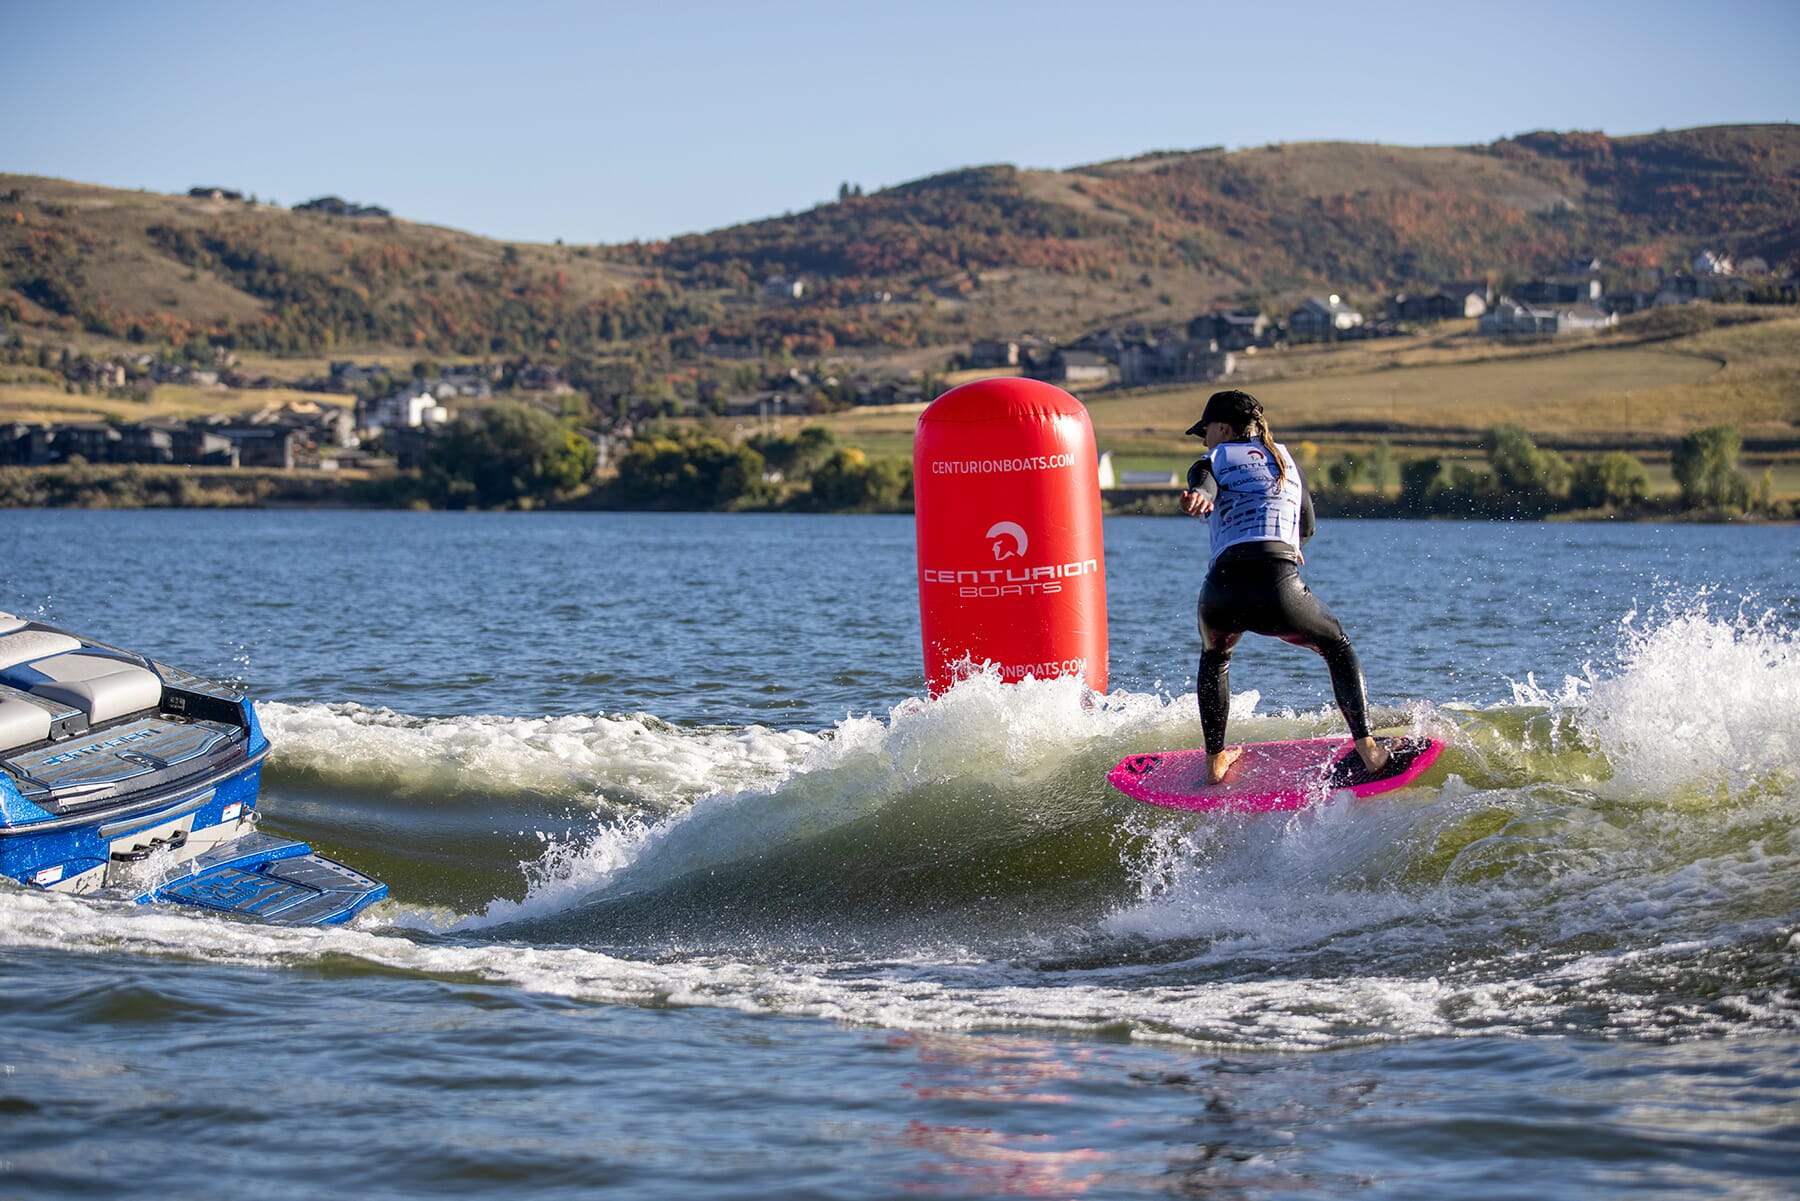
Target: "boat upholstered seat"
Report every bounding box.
[0,651,164,725]
[0,630,81,670]
[0,611,27,635]
[0,686,54,753]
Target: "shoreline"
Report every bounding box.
[0,466,1791,523]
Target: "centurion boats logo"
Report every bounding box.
[922,518,1099,598]
[986,521,1028,561]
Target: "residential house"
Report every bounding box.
[54,422,122,463]
[762,276,805,302]
[1605,288,1657,315]
[1437,280,1492,317]
[1515,278,1603,306]
[116,418,183,464]
[1692,249,1733,276]
[1662,270,1756,305]
[1117,337,1234,388]
[514,363,571,393]
[1067,329,1126,359]
[1479,298,1618,337]
[1025,349,1112,385]
[855,381,925,407]
[1388,293,1458,322]
[1288,296,1363,341]
[1556,304,1620,333]
[430,365,495,399]
[1388,282,1490,323]
[329,361,394,387]
[170,426,238,467]
[967,339,1020,368]
[1,423,53,466]
[357,386,450,433]
[217,425,298,469]
[1187,310,1270,350]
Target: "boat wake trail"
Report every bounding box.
[3,599,1794,1047]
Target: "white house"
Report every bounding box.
[360,385,450,431]
[1480,298,1618,337]
[1289,295,1364,340]
[762,276,805,301]
[1693,249,1734,276]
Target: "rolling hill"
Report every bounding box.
[3,124,1796,372]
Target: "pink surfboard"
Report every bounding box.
[1108,736,1444,813]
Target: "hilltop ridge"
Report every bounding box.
[3,124,1794,370]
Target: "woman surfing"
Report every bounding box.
[1180,389,1392,785]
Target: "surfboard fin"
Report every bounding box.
[1326,737,1432,789]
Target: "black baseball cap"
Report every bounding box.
[1184,389,1264,436]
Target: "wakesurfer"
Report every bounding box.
[1180,389,1391,785]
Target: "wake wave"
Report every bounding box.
[261,700,817,811]
[3,603,1794,1047]
[247,598,1800,943]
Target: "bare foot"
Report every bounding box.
[1206,746,1244,784]
[1354,736,1391,775]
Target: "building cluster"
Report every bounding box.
[2,402,365,470]
[978,248,1792,389]
[1472,250,1787,336]
[2,360,523,471]
[971,315,1255,392]
[974,307,1275,390]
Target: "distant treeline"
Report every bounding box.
[5,418,1785,522]
[1118,424,1790,521]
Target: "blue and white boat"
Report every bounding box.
[0,612,385,924]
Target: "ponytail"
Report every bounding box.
[1255,420,1288,490]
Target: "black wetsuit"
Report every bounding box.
[1187,454,1374,754]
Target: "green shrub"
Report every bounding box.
[1570,452,1652,509]
[1671,425,1750,511]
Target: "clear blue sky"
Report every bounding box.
[5,0,1796,246]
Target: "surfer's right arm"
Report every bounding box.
[1181,459,1218,516]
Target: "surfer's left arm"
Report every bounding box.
[1296,468,1316,563]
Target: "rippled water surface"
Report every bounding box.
[2,510,1797,1199]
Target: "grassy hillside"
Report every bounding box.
[805,307,1800,475]
[4,125,1795,367]
[4,126,1797,516]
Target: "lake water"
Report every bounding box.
[1,510,1796,1199]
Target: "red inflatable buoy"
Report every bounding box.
[913,377,1108,696]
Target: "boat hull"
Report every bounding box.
[0,612,387,925]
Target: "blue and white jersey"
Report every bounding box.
[1204,440,1303,565]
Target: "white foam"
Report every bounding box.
[0,885,1502,1048]
[1582,603,1799,799]
[260,701,820,806]
[8,606,1797,1048]
[442,670,1381,930]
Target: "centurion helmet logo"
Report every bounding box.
[985,521,1028,561]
